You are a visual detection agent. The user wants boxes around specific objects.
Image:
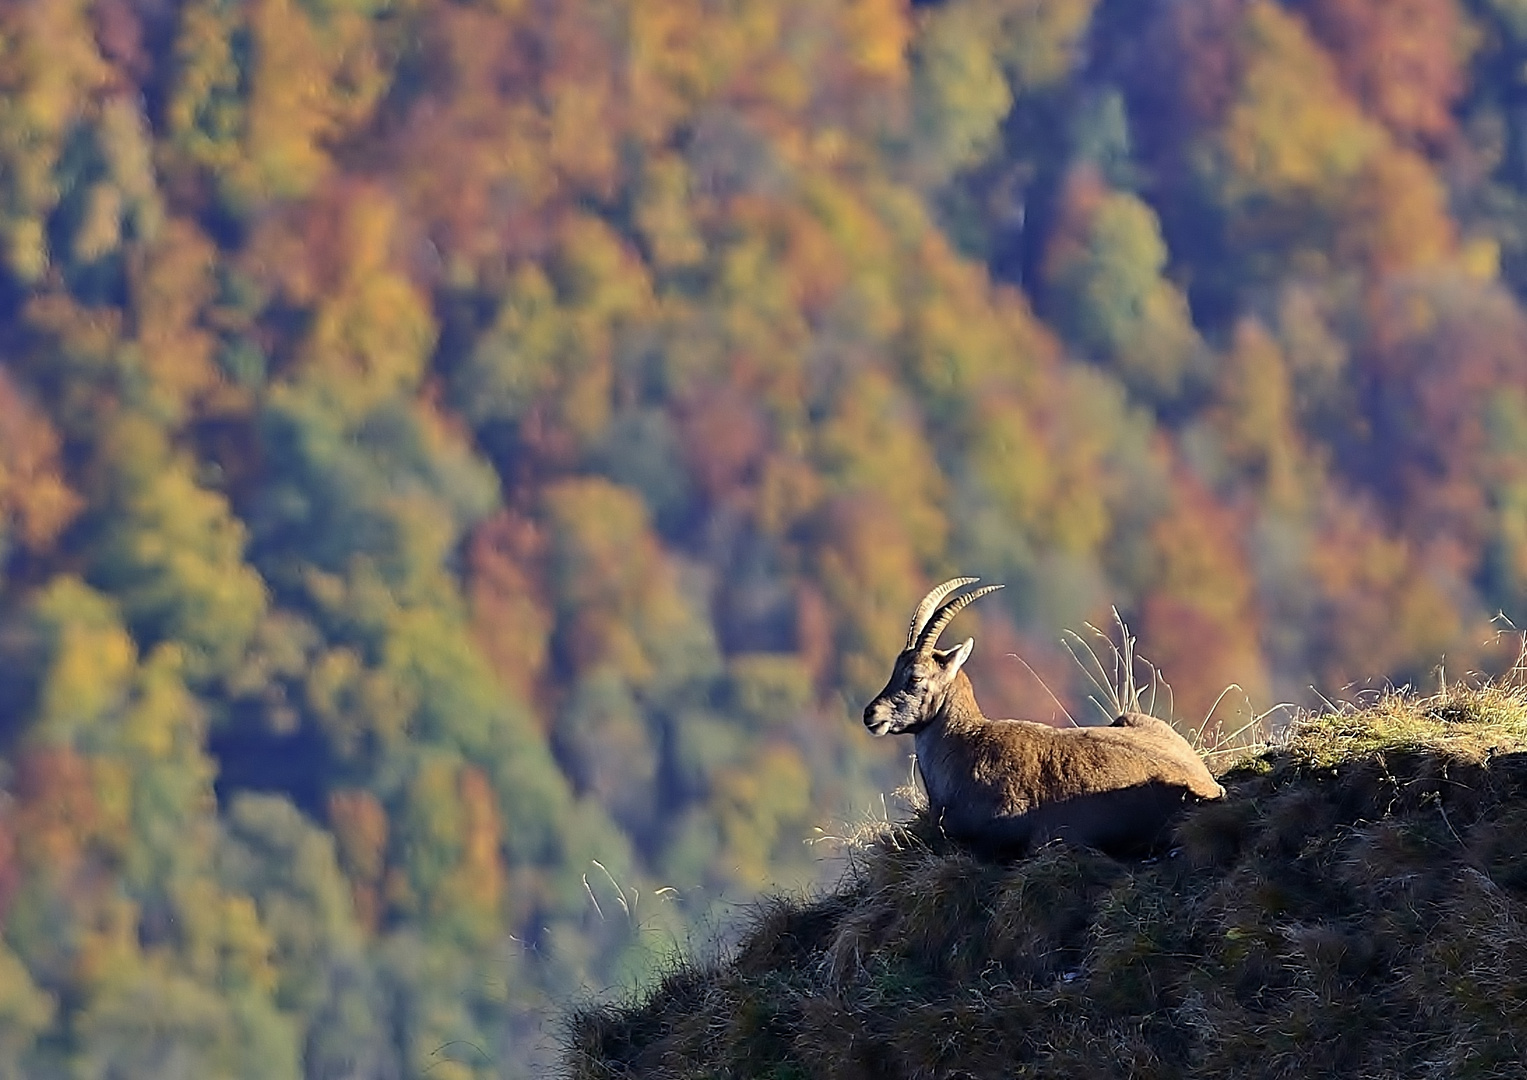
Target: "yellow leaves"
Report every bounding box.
[305,644,414,758]
[813,494,925,701]
[711,744,811,891]
[540,477,677,684]
[29,579,137,745]
[726,653,814,725]
[169,0,386,205]
[0,0,108,134]
[128,219,222,422]
[910,1,1012,179]
[72,185,123,263]
[1206,0,1457,275]
[1307,496,1465,685]
[966,394,1051,524]
[546,80,620,197]
[460,214,653,453]
[635,153,706,270]
[68,892,141,990]
[0,0,109,278]
[1219,1,1384,206]
[0,942,54,1044]
[174,878,279,994]
[626,0,741,124]
[435,765,504,937]
[1461,236,1501,283]
[294,186,438,413]
[815,367,948,561]
[755,452,825,537]
[119,644,205,764]
[384,755,505,943]
[841,0,911,82]
[165,0,247,172]
[556,213,655,324]
[994,0,1099,90]
[91,422,268,681]
[1202,319,1321,514]
[898,226,1054,416]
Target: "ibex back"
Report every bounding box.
[863,578,1226,857]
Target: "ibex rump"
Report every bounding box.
[864,578,1226,857]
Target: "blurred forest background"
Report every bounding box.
[2,0,1527,1075]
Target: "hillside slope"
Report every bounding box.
[566,687,1527,1079]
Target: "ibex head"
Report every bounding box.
[863,577,1004,736]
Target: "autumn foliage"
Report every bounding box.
[0,0,1525,1075]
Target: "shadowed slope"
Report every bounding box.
[566,687,1527,1079]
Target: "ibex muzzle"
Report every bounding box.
[864,578,1226,857]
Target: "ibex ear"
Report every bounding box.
[935,638,974,683]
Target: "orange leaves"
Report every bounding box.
[842,0,912,82]
[539,477,712,688]
[12,748,111,876]
[1299,0,1475,146]
[0,371,81,551]
[252,182,437,414]
[329,788,387,885]
[328,789,388,906]
[386,756,506,943]
[1142,475,1269,726]
[444,765,504,933]
[678,383,772,504]
[812,494,927,701]
[1214,1,1384,217]
[1306,494,1469,686]
[127,219,224,422]
[1201,319,1322,513]
[1342,147,1457,275]
[1180,0,1461,277]
[166,0,387,206]
[466,510,553,699]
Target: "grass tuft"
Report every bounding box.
[564,686,1527,1079]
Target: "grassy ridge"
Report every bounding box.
[565,687,1527,1079]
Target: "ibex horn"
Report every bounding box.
[916,584,1005,656]
[907,577,979,647]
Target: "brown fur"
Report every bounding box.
[864,581,1225,857]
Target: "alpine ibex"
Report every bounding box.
[863,578,1226,856]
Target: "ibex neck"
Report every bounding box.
[931,672,985,732]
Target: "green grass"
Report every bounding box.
[564,685,1527,1079]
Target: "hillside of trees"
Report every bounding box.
[1,0,1527,1075]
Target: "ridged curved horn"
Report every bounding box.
[916,584,1005,655]
[907,577,979,647]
